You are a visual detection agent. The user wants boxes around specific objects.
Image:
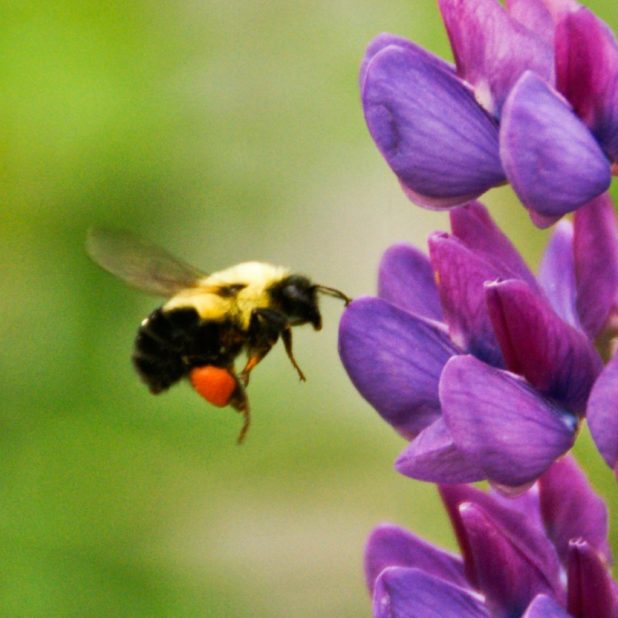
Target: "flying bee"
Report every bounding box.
[86,228,351,443]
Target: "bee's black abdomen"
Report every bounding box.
[132,308,196,393]
[132,307,243,394]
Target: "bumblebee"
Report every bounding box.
[86,228,350,443]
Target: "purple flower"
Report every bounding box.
[339,199,611,487]
[361,0,617,226]
[366,457,615,617]
[570,192,618,475]
[588,353,618,478]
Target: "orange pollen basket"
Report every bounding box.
[190,365,237,407]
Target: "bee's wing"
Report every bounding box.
[86,227,207,297]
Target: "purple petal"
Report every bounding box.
[395,417,486,484]
[378,243,443,321]
[362,43,505,209]
[428,232,504,367]
[365,524,467,595]
[500,71,611,223]
[438,0,554,117]
[460,503,560,617]
[485,278,602,414]
[440,355,578,487]
[373,567,489,618]
[539,456,611,565]
[556,8,618,162]
[338,297,459,438]
[449,201,538,290]
[574,193,618,339]
[587,351,618,474]
[567,540,618,618]
[361,33,454,90]
[440,484,563,596]
[538,220,579,328]
[529,210,562,229]
[523,595,572,618]
[489,484,543,531]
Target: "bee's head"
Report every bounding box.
[271,275,351,330]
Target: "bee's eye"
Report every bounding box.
[276,277,314,309]
[272,276,321,328]
[282,283,308,303]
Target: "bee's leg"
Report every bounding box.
[229,380,251,445]
[239,354,264,386]
[241,308,287,386]
[237,406,250,444]
[281,327,306,382]
[232,382,251,444]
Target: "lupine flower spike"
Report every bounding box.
[361,0,618,226]
[339,196,618,487]
[366,457,616,617]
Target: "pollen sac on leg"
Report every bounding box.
[190,365,239,407]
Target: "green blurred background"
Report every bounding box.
[2,1,617,616]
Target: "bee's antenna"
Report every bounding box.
[315,285,352,306]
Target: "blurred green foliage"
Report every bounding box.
[1,1,617,616]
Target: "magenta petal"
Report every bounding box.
[574,193,618,339]
[523,595,572,618]
[460,503,559,617]
[378,244,443,321]
[485,278,602,413]
[428,232,504,367]
[538,220,579,327]
[373,567,489,618]
[395,418,486,484]
[362,43,505,209]
[338,298,459,438]
[587,351,618,474]
[449,201,538,290]
[539,456,611,565]
[539,0,581,19]
[365,524,467,595]
[440,355,577,486]
[556,8,618,161]
[438,0,554,116]
[500,71,611,222]
[567,540,618,618]
[439,484,562,595]
[506,0,555,43]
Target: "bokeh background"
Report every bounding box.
[2,1,617,616]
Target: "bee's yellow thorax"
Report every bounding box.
[163,262,290,330]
